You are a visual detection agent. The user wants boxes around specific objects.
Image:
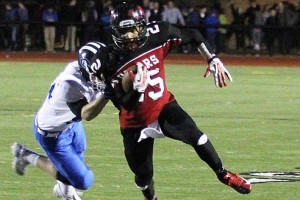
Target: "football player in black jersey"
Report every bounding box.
[106,2,252,200]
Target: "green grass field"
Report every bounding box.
[0,61,300,200]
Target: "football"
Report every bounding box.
[121,65,137,93]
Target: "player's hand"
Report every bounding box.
[129,62,149,92]
[103,82,115,99]
[204,56,233,88]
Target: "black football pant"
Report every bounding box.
[121,100,223,188]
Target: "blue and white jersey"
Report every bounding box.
[36,61,102,132]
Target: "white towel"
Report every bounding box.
[138,120,165,142]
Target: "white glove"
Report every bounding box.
[204,56,233,88]
[129,62,149,92]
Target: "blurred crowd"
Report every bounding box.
[0,0,299,55]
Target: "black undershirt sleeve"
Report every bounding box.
[180,28,214,53]
[167,22,214,54]
[112,84,141,110]
[67,98,88,118]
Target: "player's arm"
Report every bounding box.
[112,63,149,110]
[172,25,233,88]
[178,27,212,55]
[113,84,141,110]
[80,95,109,121]
[198,42,233,88]
[67,94,108,121]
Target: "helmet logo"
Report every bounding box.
[90,59,101,73]
[80,58,90,70]
[119,19,135,27]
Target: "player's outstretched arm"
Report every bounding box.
[180,28,232,88]
[198,43,233,88]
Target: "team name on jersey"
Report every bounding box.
[116,54,160,80]
[140,54,159,69]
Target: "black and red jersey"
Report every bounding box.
[109,21,201,128]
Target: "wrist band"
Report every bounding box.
[208,56,218,64]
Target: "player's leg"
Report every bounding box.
[158,101,252,194]
[11,142,82,199]
[12,121,91,199]
[158,101,223,170]
[11,142,50,176]
[40,122,94,190]
[37,121,91,199]
[121,128,157,200]
[11,117,61,178]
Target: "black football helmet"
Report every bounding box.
[78,42,109,90]
[110,2,148,51]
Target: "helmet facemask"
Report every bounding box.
[110,4,148,51]
[80,59,106,91]
[88,73,106,91]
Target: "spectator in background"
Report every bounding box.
[54,4,66,50]
[229,1,246,51]
[142,0,151,19]
[252,4,264,51]
[244,0,258,48]
[162,0,186,53]
[42,4,58,52]
[187,5,202,28]
[217,8,228,54]
[5,3,19,51]
[199,5,208,38]
[63,0,79,52]
[0,4,6,49]
[80,0,98,46]
[264,7,278,55]
[185,5,202,53]
[277,2,288,54]
[277,1,298,54]
[285,2,299,52]
[296,3,300,53]
[162,0,185,26]
[18,1,29,51]
[32,3,45,50]
[148,1,163,22]
[181,5,190,24]
[204,9,220,53]
[260,5,270,51]
[100,2,113,44]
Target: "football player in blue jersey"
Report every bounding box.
[11,42,112,200]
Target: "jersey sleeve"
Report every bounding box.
[53,78,85,103]
[155,22,182,57]
[64,79,100,103]
[180,28,214,53]
[53,72,96,103]
[66,98,88,118]
[161,21,214,54]
[154,22,214,56]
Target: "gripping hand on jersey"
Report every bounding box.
[128,62,149,93]
[204,56,233,88]
[103,82,115,99]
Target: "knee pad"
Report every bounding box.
[197,134,208,145]
[136,183,149,191]
[135,176,153,190]
[134,168,153,189]
[136,179,156,200]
